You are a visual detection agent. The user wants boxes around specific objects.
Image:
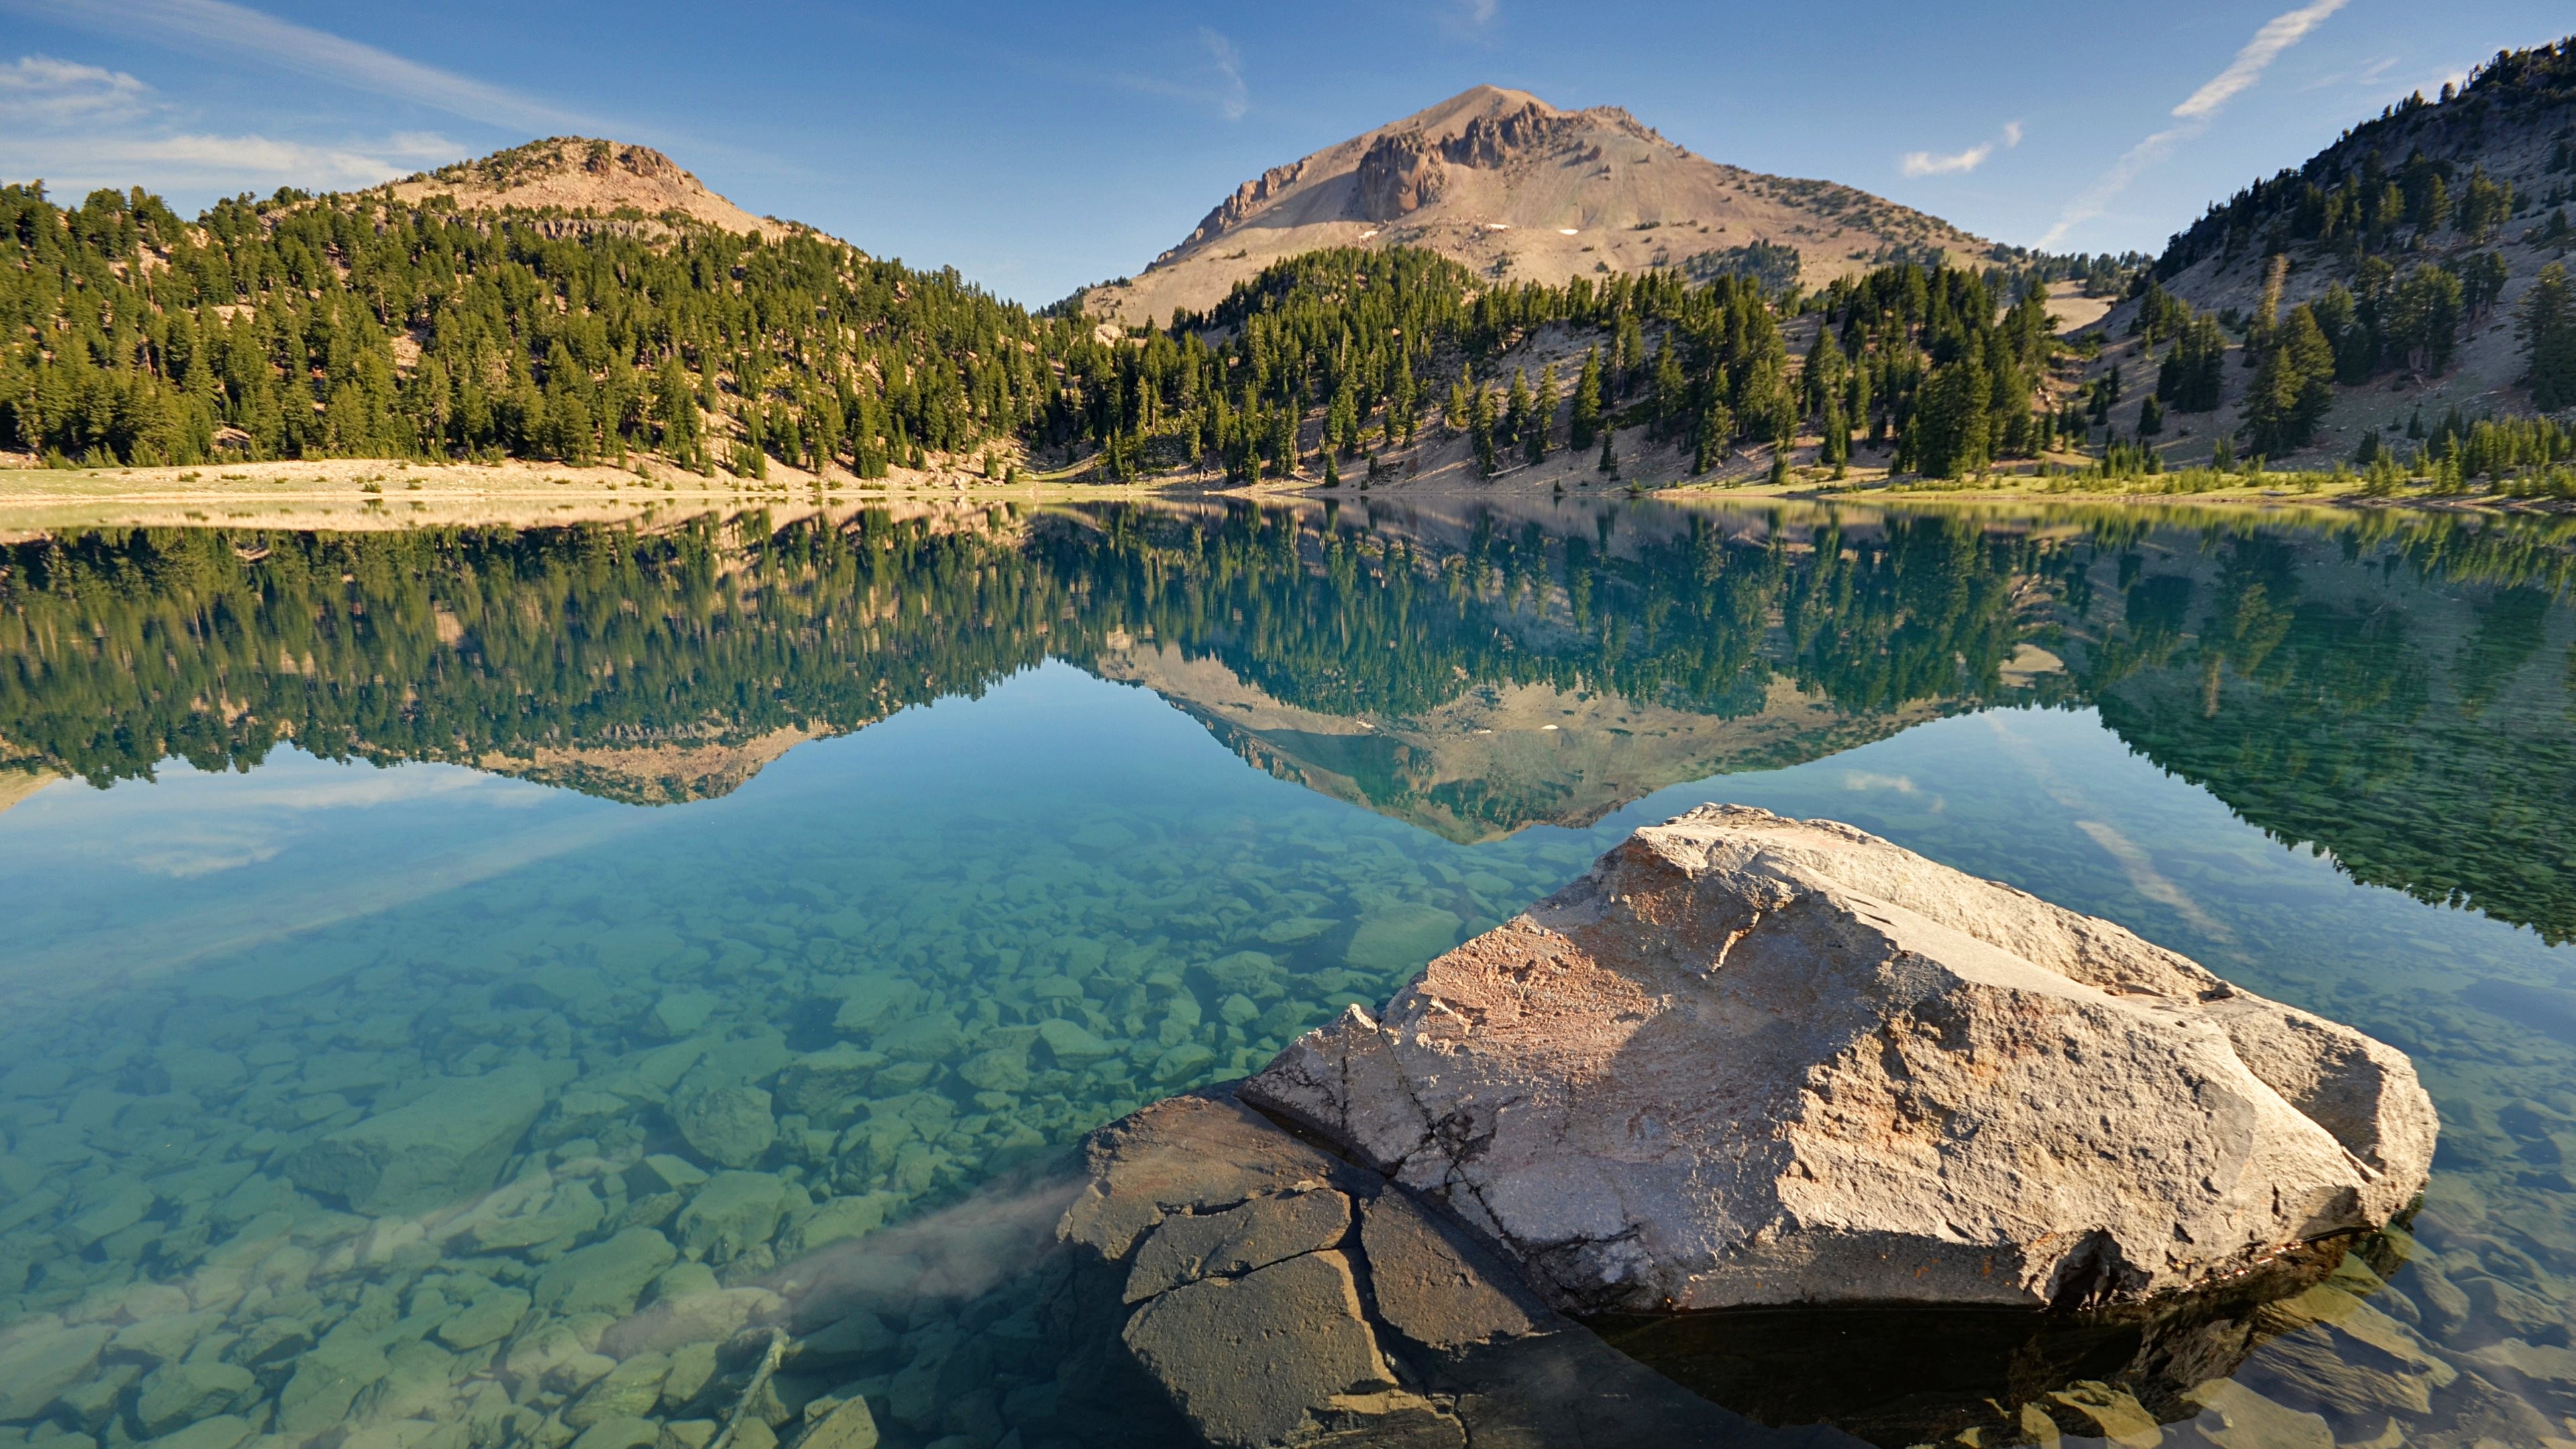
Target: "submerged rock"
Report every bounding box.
[1244,805,2438,1315]
[1060,1088,1792,1449]
[280,1064,547,1214]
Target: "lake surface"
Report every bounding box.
[0,496,2572,1449]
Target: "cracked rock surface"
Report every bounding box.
[1242,805,2438,1314]
[1060,1087,1819,1448]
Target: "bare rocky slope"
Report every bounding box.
[1085,85,1998,325]
[370,136,786,239]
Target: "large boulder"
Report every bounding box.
[1243,805,2436,1315]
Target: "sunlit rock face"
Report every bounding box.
[1246,805,2437,1315]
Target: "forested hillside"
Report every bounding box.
[2088,36,2576,480]
[0,171,1086,474]
[0,144,2078,486]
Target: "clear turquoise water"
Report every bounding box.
[0,500,2571,1449]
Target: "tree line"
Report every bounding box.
[4,171,2090,484]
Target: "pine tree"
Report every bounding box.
[1597,428,1617,476]
[1471,384,1498,477]
[1570,348,1604,450]
[2519,263,2576,410]
[1694,396,1735,474]
[1911,353,1991,479]
[2243,305,2337,455]
[1505,369,1534,460]
[1529,362,1557,466]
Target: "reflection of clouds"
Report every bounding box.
[11,753,553,875]
[10,747,556,876]
[1840,770,1944,812]
[127,826,284,877]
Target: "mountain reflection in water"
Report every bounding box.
[1,496,2573,1449]
[4,497,2569,940]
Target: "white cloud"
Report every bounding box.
[1900,119,2023,178]
[2171,0,2347,119]
[0,0,592,133]
[0,54,149,123]
[1436,0,1498,39]
[0,55,461,197]
[2039,0,2348,249]
[1199,27,1248,121]
[0,33,474,199]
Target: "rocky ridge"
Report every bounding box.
[373,138,785,239]
[1086,85,1996,325]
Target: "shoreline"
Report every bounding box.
[3,455,2571,533]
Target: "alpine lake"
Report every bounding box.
[1,492,2573,1449]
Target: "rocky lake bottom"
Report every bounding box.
[0,500,2573,1449]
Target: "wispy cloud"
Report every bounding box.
[5,127,459,192]
[0,50,460,196]
[0,0,592,133]
[1900,119,2023,178]
[2039,0,2347,249]
[0,54,148,123]
[1436,0,1499,40]
[1199,26,1248,121]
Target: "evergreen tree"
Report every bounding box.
[1505,369,1534,460]
[1471,384,1499,476]
[2243,305,2337,455]
[1569,348,1604,450]
[2519,263,2576,411]
[1529,362,1557,466]
[1911,353,1991,478]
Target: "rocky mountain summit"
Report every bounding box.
[1243,804,2436,1315]
[1086,85,1995,324]
[371,137,786,238]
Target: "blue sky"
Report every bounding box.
[1,0,2565,305]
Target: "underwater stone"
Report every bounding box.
[602,1286,780,1358]
[673,1087,775,1170]
[627,1155,710,1198]
[0,1321,110,1420]
[646,993,721,1041]
[798,1396,880,1449]
[141,1417,254,1449]
[130,1350,254,1433]
[674,1172,788,1262]
[281,1065,546,1216]
[871,1013,965,1064]
[1200,953,1278,996]
[1340,905,1461,975]
[534,1228,677,1317]
[275,1336,392,1435]
[786,1194,892,1254]
[957,1046,1031,1094]
[1151,1044,1217,1085]
[830,980,921,1036]
[564,1353,670,1428]
[775,1047,883,1117]
[566,1418,662,1449]
[1245,805,2440,1314]
[437,1288,531,1351]
[1034,1020,1115,1067]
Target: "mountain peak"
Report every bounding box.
[1087,89,1990,324]
[373,136,784,238]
